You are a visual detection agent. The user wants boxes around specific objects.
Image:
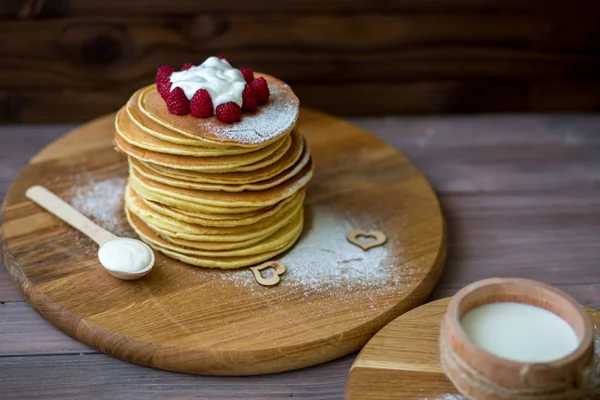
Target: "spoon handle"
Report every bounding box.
[25,185,117,247]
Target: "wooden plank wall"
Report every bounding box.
[1,0,600,122]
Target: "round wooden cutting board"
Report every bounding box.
[345,297,600,399]
[0,109,446,375]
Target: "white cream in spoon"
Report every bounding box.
[26,185,155,280]
[98,238,153,273]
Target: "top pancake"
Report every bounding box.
[115,108,247,157]
[126,88,273,151]
[139,73,299,148]
[118,105,256,157]
[127,88,219,148]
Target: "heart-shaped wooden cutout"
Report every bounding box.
[250,261,287,286]
[346,229,387,251]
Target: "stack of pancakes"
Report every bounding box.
[113,73,313,269]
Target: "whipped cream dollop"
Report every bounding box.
[169,57,246,109]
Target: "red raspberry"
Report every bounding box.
[166,87,189,115]
[216,102,241,123]
[239,67,254,84]
[241,85,257,112]
[157,81,172,100]
[190,89,213,118]
[156,65,173,86]
[181,63,194,71]
[250,77,269,104]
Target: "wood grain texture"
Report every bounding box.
[437,193,600,287]
[352,114,600,147]
[6,190,597,297]
[1,113,600,398]
[2,14,598,90]
[430,284,600,310]
[28,0,600,16]
[1,8,600,120]
[0,265,23,302]
[2,80,595,123]
[0,109,446,375]
[0,352,353,400]
[0,302,93,356]
[2,284,598,359]
[345,297,600,400]
[354,114,600,193]
[6,80,600,123]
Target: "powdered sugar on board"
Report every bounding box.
[69,176,129,237]
[221,206,408,295]
[196,81,299,145]
[64,176,417,303]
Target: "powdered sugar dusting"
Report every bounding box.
[218,206,416,297]
[282,208,389,289]
[70,176,129,237]
[222,207,389,290]
[65,176,415,299]
[198,82,298,145]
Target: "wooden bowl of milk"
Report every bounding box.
[440,277,595,400]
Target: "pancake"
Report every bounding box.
[129,207,303,258]
[129,175,264,215]
[125,186,303,237]
[140,133,305,185]
[126,207,303,269]
[114,127,292,173]
[128,159,313,209]
[127,197,301,243]
[139,73,299,148]
[117,107,256,157]
[163,227,279,251]
[142,189,305,227]
[144,198,271,221]
[129,143,311,193]
[131,203,287,251]
[126,88,248,148]
[125,183,304,237]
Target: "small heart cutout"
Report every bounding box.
[250,261,287,286]
[346,229,387,251]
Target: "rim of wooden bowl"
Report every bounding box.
[444,277,594,380]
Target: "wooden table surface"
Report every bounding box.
[1,113,599,399]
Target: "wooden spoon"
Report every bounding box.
[25,185,154,280]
